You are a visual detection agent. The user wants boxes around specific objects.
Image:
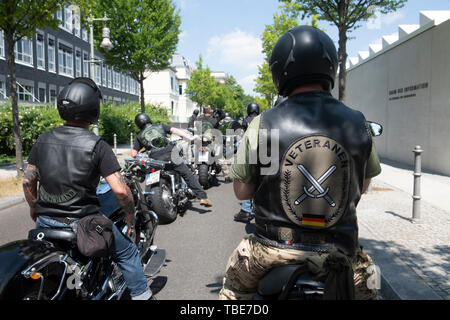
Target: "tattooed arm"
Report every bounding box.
[22,164,39,222]
[105,171,135,236]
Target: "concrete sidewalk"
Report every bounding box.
[358,160,450,300]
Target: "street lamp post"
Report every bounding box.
[87,13,113,135]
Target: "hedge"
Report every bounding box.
[0,102,170,157]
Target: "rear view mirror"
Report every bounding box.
[367,121,383,137]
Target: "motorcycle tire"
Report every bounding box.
[148,180,178,224]
[198,164,210,189]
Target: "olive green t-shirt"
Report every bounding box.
[231,115,382,184]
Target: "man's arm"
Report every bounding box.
[22,164,39,222]
[170,127,198,142]
[105,171,135,236]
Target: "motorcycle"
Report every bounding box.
[0,158,166,300]
[139,153,195,224]
[194,131,222,189]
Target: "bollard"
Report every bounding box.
[412,145,423,223]
[130,132,134,152]
[113,134,117,155]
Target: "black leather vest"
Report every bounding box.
[253,91,372,256]
[34,126,101,218]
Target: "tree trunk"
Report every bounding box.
[139,72,145,113]
[6,33,24,177]
[337,27,348,102]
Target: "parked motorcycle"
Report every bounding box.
[138,153,195,224]
[0,158,166,300]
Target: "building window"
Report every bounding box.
[50,88,57,104]
[171,101,174,115]
[75,50,81,77]
[0,81,6,99]
[82,29,88,42]
[17,83,35,102]
[38,87,46,103]
[48,37,56,72]
[121,74,125,92]
[0,30,4,58]
[179,84,182,95]
[170,77,174,90]
[83,52,89,77]
[36,33,45,69]
[94,61,101,84]
[102,65,107,87]
[15,37,33,65]
[58,43,73,77]
[107,67,112,88]
[57,6,73,33]
[74,12,81,37]
[114,70,120,90]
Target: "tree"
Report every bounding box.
[185,56,217,112]
[254,3,317,108]
[85,0,181,112]
[0,0,67,176]
[281,0,408,102]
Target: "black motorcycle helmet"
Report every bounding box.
[246,102,260,116]
[193,109,199,116]
[134,112,152,130]
[269,25,338,96]
[57,77,102,124]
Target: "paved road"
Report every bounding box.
[0,177,249,300]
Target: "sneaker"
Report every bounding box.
[200,199,213,207]
[234,210,254,223]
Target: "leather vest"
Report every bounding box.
[253,91,372,256]
[34,126,101,218]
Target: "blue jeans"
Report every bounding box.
[36,216,149,298]
[241,199,252,213]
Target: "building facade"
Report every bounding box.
[332,11,450,175]
[143,54,197,123]
[0,4,139,106]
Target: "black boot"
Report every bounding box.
[234,210,254,223]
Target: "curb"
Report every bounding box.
[0,195,25,211]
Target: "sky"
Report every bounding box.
[173,0,450,96]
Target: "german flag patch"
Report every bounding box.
[301,214,326,227]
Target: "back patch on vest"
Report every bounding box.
[280,136,350,229]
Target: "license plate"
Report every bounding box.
[146,171,160,185]
[198,151,209,162]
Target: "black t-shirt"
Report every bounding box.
[28,139,121,178]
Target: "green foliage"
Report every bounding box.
[254,3,301,107]
[0,0,66,41]
[185,56,217,108]
[82,0,181,108]
[0,102,170,157]
[186,57,251,117]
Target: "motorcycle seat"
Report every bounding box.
[257,264,324,297]
[28,228,77,244]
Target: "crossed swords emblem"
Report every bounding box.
[294,165,337,207]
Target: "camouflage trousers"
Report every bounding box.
[219,157,233,182]
[218,235,379,300]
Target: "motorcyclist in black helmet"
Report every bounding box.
[219,26,382,300]
[241,102,260,131]
[23,77,153,300]
[132,112,212,207]
[188,108,200,128]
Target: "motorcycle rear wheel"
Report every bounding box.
[148,181,177,224]
[198,164,210,189]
